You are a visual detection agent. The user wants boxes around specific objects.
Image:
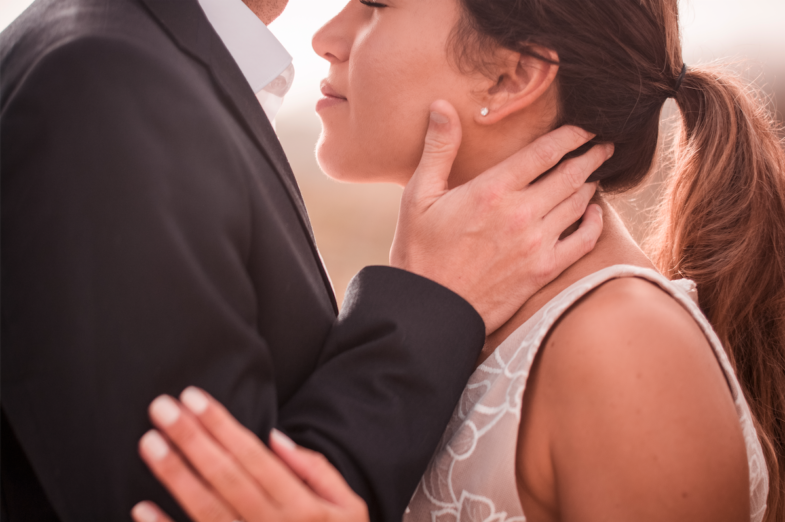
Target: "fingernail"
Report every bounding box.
[270,428,296,450]
[141,431,169,461]
[150,396,180,426]
[132,502,158,522]
[605,144,615,159]
[181,387,208,415]
[597,205,604,217]
[430,111,448,125]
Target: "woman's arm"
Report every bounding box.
[516,277,750,522]
[133,388,369,522]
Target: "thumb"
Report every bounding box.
[409,100,463,197]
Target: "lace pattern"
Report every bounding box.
[404,265,768,522]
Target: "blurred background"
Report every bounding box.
[2,0,783,306]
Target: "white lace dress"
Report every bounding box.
[404,265,769,522]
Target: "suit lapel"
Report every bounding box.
[138,0,338,312]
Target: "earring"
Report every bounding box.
[480,107,489,116]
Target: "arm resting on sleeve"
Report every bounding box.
[280,267,485,522]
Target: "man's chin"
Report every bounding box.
[241,0,289,25]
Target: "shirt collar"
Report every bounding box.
[197,0,294,121]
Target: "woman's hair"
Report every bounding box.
[451,0,785,519]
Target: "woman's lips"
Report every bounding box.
[317,80,347,111]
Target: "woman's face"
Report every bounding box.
[312,0,483,185]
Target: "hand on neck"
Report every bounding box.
[477,196,655,365]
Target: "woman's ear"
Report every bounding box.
[475,46,559,125]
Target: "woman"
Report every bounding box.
[133,0,785,520]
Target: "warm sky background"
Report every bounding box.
[3,0,784,118]
[3,0,784,304]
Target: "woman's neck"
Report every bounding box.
[477,197,656,365]
[446,115,551,189]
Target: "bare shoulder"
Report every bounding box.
[542,276,737,433]
[516,277,750,521]
[544,277,730,386]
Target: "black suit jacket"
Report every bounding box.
[0,0,485,520]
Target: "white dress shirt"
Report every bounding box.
[197,0,294,122]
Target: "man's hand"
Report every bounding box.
[132,388,369,522]
[391,100,612,333]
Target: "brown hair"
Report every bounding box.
[452,0,785,519]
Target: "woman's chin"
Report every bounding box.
[315,141,375,183]
[315,137,412,186]
[315,149,359,183]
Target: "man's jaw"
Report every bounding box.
[241,0,289,25]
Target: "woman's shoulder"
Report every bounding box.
[516,275,750,520]
[553,275,707,359]
[541,275,727,412]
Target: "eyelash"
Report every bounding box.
[359,0,388,7]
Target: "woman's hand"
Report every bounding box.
[131,387,369,522]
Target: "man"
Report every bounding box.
[0,0,605,520]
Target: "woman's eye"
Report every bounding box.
[359,0,388,7]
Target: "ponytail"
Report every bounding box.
[452,0,785,515]
[653,66,785,521]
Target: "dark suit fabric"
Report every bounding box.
[0,0,485,520]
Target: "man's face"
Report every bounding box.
[242,0,289,25]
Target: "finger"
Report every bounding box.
[148,396,272,520]
[179,387,316,506]
[542,182,598,237]
[406,99,463,199]
[269,429,362,508]
[484,125,596,191]
[553,204,604,267]
[131,502,176,522]
[138,430,239,522]
[525,143,613,218]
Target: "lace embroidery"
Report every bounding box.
[405,265,768,522]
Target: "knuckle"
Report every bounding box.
[423,134,457,157]
[513,205,534,227]
[155,451,181,477]
[235,443,262,469]
[478,184,504,210]
[203,459,241,490]
[167,421,199,451]
[289,502,325,522]
[535,256,558,285]
[199,501,229,522]
[570,192,586,217]
[562,162,584,190]
[533,141,560,167]
[582,231,598,253]
[524,230,544,252]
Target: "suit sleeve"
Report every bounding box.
[280,266,485,522]
[1,35,485,522]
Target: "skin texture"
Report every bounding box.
[507,203,750,522]
[135,0,749,520]
[313,0,607,332]
[315,1,751,520]
[133,388,368,522]
[241,0,288,24]
[311,0,559,187]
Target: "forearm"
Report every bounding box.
[279,266,484,522]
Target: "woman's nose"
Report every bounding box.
[312,4,352,64]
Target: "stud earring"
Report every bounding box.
[480,107,489,116]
